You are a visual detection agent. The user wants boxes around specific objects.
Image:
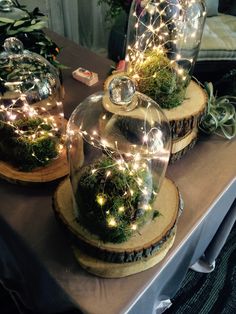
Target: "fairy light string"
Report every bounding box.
[0,94,64,164]
[70,110,169,233]
[126,0,206,84]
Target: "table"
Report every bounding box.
[0,31,236,314]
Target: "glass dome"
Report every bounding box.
[67,76,171,243]
[0,38,64,171]
[0,37,63,108]
[126,0,206,109]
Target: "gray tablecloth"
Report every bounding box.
[0,31,235,314]
[0,215,80,314]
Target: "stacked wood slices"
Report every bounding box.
[53,176,183,278]
[163,80,207,162]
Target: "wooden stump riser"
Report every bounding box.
[53,178,182,262]
[170,137,197,163]
[163,80,207,139]
[169,110,205,140]
[0,148,69,184]
[53,201,178,263]
[73,231,176,278]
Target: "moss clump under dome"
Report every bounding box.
[0,116,61,171]
[76,156,159,243]
[128,50,188,109]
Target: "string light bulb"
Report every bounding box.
[96,194,107,206]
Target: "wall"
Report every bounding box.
[18,0,110,55]
[19,0,49,26]
[19,0,49,15]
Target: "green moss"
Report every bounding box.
[75,156,159,243]
[0,117,61,171]
[129,50,188,109]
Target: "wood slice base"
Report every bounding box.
[73,228,176,278]
[163,80,207,139]
[53,177,182,277]
[0,148,68,184]
[170,128,198,163]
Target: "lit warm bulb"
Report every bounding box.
[108,217,117,227]
[143,134,148,142]
[131,224,137,231]
[144,204,152,211]
[118,206,125,213]
[96,194,106,206]
[9,114,16,121]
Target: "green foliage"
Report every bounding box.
[76,156,159,243]
[98,0,130,22]
[0,117,60,171]
[130,50,188,109]
[199,82,236,139]
[0,4,66,94]
[0,5,62,68]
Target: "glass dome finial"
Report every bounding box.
[4,37,24,54]
[109,76,136,106]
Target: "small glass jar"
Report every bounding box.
[126,0,206,109]
[67,76,171,243]
[0,38,64,171]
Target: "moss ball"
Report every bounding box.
[0,117,60,171]
[75,156,159,243]
[129,50,188,109]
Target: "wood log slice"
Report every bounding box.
[53,177,182,277]
[170,128,198,163]
[72,228,176,278]
[163,81,207,139]
[0,148,68,184]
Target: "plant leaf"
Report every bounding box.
[13,20,26,27]
[0,17,14,23]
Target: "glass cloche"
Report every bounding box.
[0,38,64,171]
[126,0,206,109]
[67,76,171,243]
